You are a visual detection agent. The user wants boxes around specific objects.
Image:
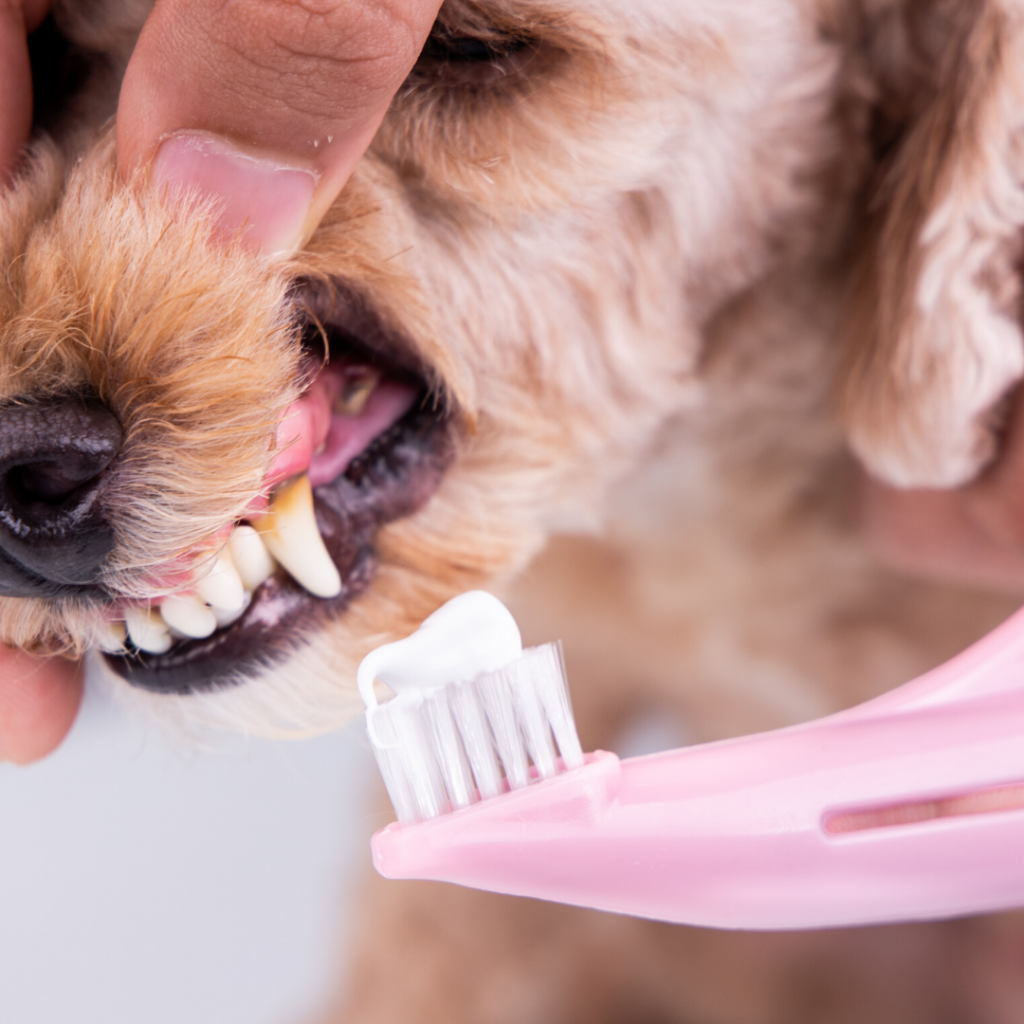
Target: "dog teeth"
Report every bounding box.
[107,512,307,655]
[159,594,217,639]
[227,525,276,591]
[193,548,246,612]
[124,607,174,655]
[212,590,252,628]
[254,474,342,598]
[96,620,127,654]
[335,366,381,416]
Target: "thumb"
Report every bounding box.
[0,647,83,765]
[116,0,441,252]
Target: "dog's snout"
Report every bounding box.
[0,398,122,594]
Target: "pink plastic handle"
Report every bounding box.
[372,607,1024,929]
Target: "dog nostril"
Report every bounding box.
[8,461,98,506]
[0,398,122,593]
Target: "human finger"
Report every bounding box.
[0,646,83,765]
[116,0,442,252]
[0,0,52,183]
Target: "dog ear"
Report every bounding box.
[842,0,1024,488]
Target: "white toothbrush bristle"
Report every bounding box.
[476,664,532,790]
[448,680,504,800]
[366,695,449,823]
[364,640,583,824]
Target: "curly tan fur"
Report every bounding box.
[842,0,1024,487]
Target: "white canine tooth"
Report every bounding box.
[96,620,127,654]
[335,366,381,416]
[213,590,252,629]
[254,474,342,598]
[193,549,246,612]
[160,594,217,640]
[125,607,173,655]
[227,525,276,592]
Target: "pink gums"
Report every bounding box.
[267,361,419,490]
[127,362,416,601]
[132,522,236,596]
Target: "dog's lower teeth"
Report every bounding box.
[125,607,173,655]
[227,525,276,591]
[160,594,217,639]
[96,620,127,654]
[213,590,252,629]
[254,473,342,599]
[193,549,246,612]
[104,476,339,657]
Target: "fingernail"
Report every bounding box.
[152,132,318,253]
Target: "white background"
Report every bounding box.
[0,667,383,1024]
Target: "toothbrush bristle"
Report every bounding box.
[365,642,585,823]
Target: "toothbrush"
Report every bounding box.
[360,592,1024,930]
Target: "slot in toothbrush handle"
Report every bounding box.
[372,608,1024,930]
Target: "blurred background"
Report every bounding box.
[0,662,384,1024]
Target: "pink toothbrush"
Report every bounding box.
[360,592,1024,929]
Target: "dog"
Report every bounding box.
[6,0,1024,1020]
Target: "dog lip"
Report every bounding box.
[103,282,455,694]
[105,548,377,695]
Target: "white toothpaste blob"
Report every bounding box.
[358,591,584,824]
[357,591,523,708]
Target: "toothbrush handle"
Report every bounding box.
[373,615,1024,929]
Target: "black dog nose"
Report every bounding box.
[0,398,122,595]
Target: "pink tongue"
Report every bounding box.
[266,364,419,490]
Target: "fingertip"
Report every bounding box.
[0,648,83,765]
[0,4,33,185]
[151,131,318,253]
